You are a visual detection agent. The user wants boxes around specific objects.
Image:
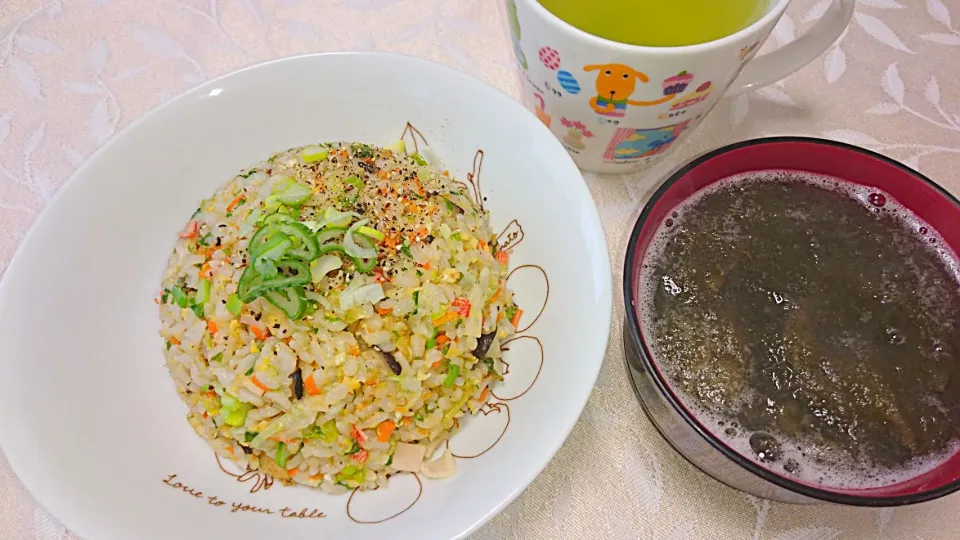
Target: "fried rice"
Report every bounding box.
[157,142,518,492]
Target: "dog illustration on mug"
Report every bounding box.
[584,63,675,117]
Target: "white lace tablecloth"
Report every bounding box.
[2,0,960,538]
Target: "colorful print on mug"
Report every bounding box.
[603,120,694,162]
[585,63,677,117]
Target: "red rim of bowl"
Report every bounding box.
[623,136,960,506]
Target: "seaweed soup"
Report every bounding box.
[639,171,960,489]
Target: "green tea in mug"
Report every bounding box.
[537,0,768,47]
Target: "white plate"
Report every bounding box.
[0,53,611,540]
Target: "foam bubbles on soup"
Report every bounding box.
[639,171,960,489]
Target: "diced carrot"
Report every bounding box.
[353,449,369,463]
[226,446,235,457]
[402,417,412,426]
[304,375,320,396]
[432,311,458,326]
[479,387,489,402]
[383,235,397,249]
[226,195,245,213]
[452,297,471,317]
[478,239,488,250]
[488,283,504,304]
[419,261,431,270]
[435,334,450,346]
[207,320,218,334]
[287,468,299,477]
[200,261,212,277]
[377,420,396,442]
[349,346,361,356]
[495,250,510,265]
[250,323,268,341]
[251,376,270,393]
[510,308,524,328]
[376,305,393,316]
[309,473,324,481]
[413,179,425,196]
[442,170,450,177]
[169,336,181,345]
[405,202,419,214]
[497,311,504,323]
[154,296,160,305]
[432,361,442,369]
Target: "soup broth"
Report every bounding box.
[640,171,960,488]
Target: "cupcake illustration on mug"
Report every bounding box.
[671,81,715,110]
[662,71,694,96]
[561,117,594,150]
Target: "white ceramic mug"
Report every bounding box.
[505,0,855,174]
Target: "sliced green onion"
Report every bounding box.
[277,221,319,261]
[220,394,252,427]
[263,287,307,319]
[238,258,311,302]
[210,352,223,363]
[310,254,343,283]
[316,227,347,255]
[275,441,289,467]
[322,207,356,229]
[226,294,244,316]
[301,145,328,163]
[356,226,385,242]
[411,153,427,166]
[320,419,339,443]
[196,279,211,305]
[401,241,413,258]
[350,231,377,273]
[344,175,363,191]
[244,431,258,443]
[263,211,297,225]
[249,225,289,261]
[191,303,204,319]
[170,285,189,308]
[271,176,312,206]
[444,364,460,388]
[336,465,365,486]
[387,140,405,154]
[344,441,361,456]
[426,337,436,350]
[344,220,377,259]
[249,220,318,263]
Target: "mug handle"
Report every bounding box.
[730,0,856,93]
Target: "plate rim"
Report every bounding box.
[0,51,613,540]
